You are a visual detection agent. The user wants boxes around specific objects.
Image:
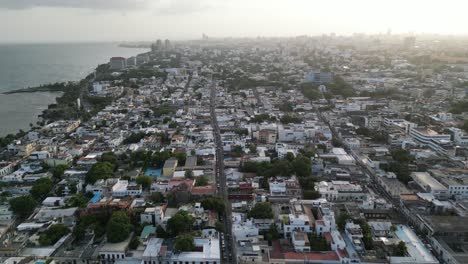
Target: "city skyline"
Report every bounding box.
[1,0,468,43]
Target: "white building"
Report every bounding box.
[316,181,367,202]
[282,212,312,238]
[233,219,259,242]
[292,231,311,252]
[142,237,221,264]
[411,172,449,200]
[140,206,165,226]
[111,180,142,197]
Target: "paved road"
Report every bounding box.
[209,81,237,264]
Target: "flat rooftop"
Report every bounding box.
[424,216,468,233]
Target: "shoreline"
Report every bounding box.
[0,45,149,141]
[2,82,73,95]
[0,91,62,137]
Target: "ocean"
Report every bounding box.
[0,43,148,136]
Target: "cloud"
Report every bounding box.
[0,0,152,10]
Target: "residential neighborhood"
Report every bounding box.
[1,34,468,264]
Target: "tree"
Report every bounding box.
[30,178,53,201]
[393,241,407,256]
[149,192,164,204]
[9,195,37,219]
[129,236,140,250]
[136,175,153,189]
[231,145,244,157]
[100,152,119,169]
[195,176,209,187]
[123,132,146,145]
[264,224,280,242]
[174,234,195,252]
[86,162,115,184]
[280,115,303,124]
[172,152,187,165]
[309,234,329,251]
[152,150,171,167]
[292,156,312,177]
[461,120,468,133]
[185,170,194,179]
[215,221,224,233]
[106,211,132,243]
[52,164,68,180]
[336,213,352,231]
[166,211,194,236]
[39,224,69,246]
[391,149,414,163]
[248,202,274,219]
[272,160,293,176]
[248,144,257,154]
[303,190,321,199]
[201,197,225,214]
[156,225,168,238]
[360,221,374,250]
[66,194,88,208]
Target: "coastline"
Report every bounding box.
[0,43,149,138]
[0,91,62,136]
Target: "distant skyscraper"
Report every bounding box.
[164,39,171,50]
[151,39,163,53]
[202,33,209,40]
[109,57,127,70]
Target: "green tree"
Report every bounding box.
[201,197,225,214]
[30,178,53,201]
[393,241,407,256]
[303,190,321,199]
[174,234,195,252]
[52,164,68,180]
[391,148,414,163]
[106,211,132,243]
[272,160,293,176]
[231,145,244,157]
[129,236,140,250]
[86,162,115,184]
[247,202,274,219]
[39,224,69,246]
[336,213,352,231]
[9,195,37,219]
[100,152,120,169]
[264,224,280,242]
[195,176,209,187]
[172,152,187,165]
[280,115,303,124]
[66,194,88,208]
[359,221,374,250]
[149,192,164,204]
[215,221,224,233]
[156,225,169,238]
[292,156,311,177]
[166,211,195,236]
[248,144,257,153]
[123,132,146,145]
[309,234,329,251]
[136,175,153,189]
[185,170,194,179]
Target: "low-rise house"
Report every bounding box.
[42,197,66,207]
[140,206,166,226]
[162,158,178,177]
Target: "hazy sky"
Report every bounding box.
[1,0,467,43]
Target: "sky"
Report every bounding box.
[1,0,467,43]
